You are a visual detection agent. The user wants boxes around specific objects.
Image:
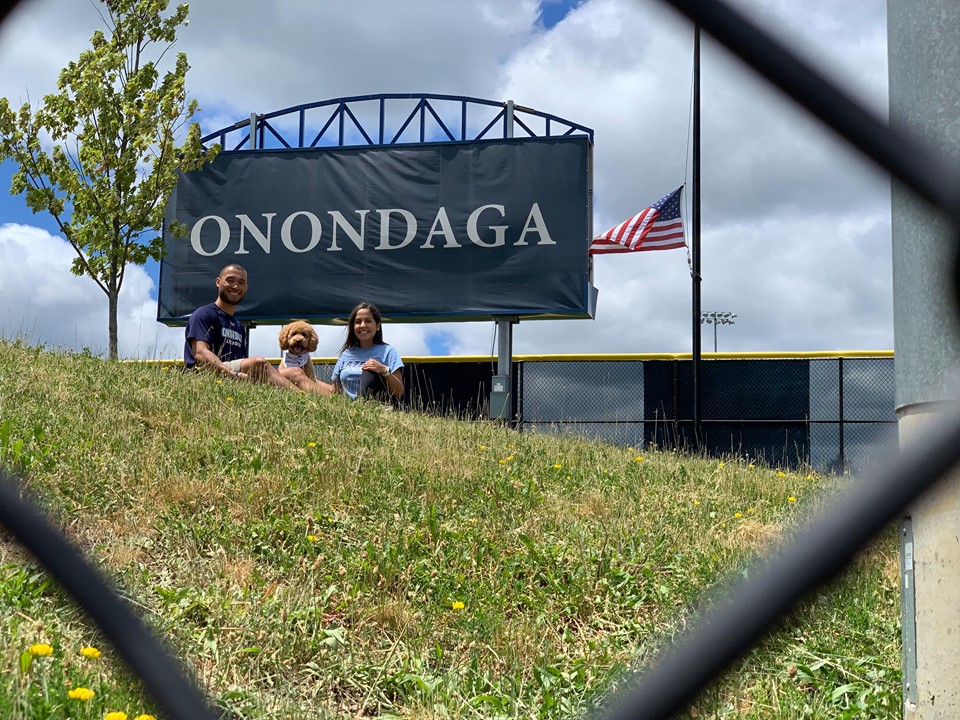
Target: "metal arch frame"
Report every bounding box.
[200,93,595,152]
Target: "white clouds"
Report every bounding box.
[701,208,893,351]
[499,0,693,220]
[723,0,889,115]
[179,1,542,121]
[0,1,88,103]
[0,0,893,360]
[0,224,184,357]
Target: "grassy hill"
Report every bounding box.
[0,339,900,719]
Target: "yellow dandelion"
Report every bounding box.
[307,442,316,448]
[806,473,814,480]
[777,471,786,478]
[307,535,318,543]
[28,643,53,657]
[479,445,486,451]
[134,715,158,720]
[566,475,571,480]
[734,512,743,518]
[506,455,514,461]
[215,379,223,385]
[692,500,700,506]
[634,455,644,462]
[788,496,797,503]
[499,459,506,465]
[104,712,128,720]
[161,366,170,372]
[451,600,465,611]
[748,463,755,469]
[627,447,635,452]
[226,397,234,402]
[718,462,726,469]
[553,463,562,469]
[68,687,95,701]
[80,646,101,659]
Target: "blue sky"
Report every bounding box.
[540,0,581,29]
[0,0,893,359]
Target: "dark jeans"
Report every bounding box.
[358,369,390,401]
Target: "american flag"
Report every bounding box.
[589,186,685,254]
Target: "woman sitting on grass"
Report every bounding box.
[331,302,404,401]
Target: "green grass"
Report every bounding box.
[0,339,901,719]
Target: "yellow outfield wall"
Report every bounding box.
[140,350,894,369]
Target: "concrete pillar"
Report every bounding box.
[888,1,960,717]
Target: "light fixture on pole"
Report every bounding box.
[700,311,737,352]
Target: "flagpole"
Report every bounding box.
[691,24,703,450]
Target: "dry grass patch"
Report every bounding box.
[724,518,784,554]
[576,489,613,521]
[219,554,258,590]
[366,601,421,637]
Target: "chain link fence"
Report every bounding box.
[313,353,895,471]
[521,355,895,471]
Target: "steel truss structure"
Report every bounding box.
[200,93,594,152]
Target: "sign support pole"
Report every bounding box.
[487,99,519,423]
[490,317,518,421]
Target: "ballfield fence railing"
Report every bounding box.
[148,352,897,470]
[515,353,896,472]
[306,352,897,472]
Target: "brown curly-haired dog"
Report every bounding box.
[278,320,319,381]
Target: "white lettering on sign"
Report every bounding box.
[186,204,559,256]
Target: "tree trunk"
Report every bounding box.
[108,287,119,360]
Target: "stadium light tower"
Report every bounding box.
[700,311,737,352]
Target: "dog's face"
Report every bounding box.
[279,321,319,353]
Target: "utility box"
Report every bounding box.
[488,375,512,420]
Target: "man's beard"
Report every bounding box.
[219,288,244,305]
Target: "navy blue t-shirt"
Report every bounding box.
[183,303,248,369]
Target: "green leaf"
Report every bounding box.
[19,650,33,675]
[831,682,859,701]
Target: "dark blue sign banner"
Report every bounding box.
[158,136,595,324]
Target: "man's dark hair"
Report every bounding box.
[218,263,247,277]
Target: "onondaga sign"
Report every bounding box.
[158,136,596,324]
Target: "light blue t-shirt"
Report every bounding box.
[331,344,403,399]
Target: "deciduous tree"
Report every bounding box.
[0,0,217,359]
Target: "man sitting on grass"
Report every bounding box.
[183,263,297,389]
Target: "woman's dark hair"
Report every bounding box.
[340,302,384,352]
